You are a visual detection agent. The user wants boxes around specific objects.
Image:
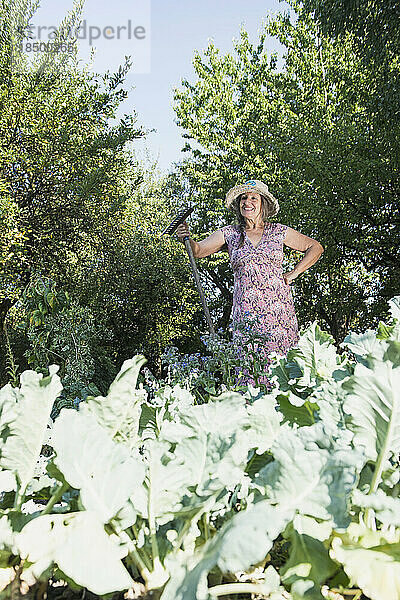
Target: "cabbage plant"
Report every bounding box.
[0,297,399,600]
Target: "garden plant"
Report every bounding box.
[0,296,399,600]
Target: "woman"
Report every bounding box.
[176,179,324,387]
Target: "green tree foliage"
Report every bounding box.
[301,0,400,61]
[6,165,206,386]
[0,0,146,382]
[171,4,400,345]
[19,276,115,402]
[0,2,144,302]
[300,0,400,174]
[0,0,211,385]
[73,169,208,373]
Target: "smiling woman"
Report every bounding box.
[176,179,324,388]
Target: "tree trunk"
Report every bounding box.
[0,298,13,386]
[202,267,233,330]
[317,304,348,352]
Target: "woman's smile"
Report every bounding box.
[240,192,262,221]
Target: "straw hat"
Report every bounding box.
[225,179,279,216]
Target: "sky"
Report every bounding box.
[29,0,291,173]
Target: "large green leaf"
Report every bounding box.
[0,367,62,496]
[286,321,346,386]
[160,393,248,443]
[161,501,292,600]
[341,330,388,365]
[267,355,303,392]
[268,322,349,425]
[51,409,145,523]
[214,501,292,573]
[331,524,400,600]
[255,426,362,528]
[347,309,400,366]
[129,397,257,525]
[143,394,284,523]
[242,395,283,454]
[161,391,281,464]
[139,385,196,442]
[80,356,147,450]
[142,439,200,523]
[281,515,336,598]
[17,511,132,594]
[158,395,253,497]
[341,360,400,480]
[143,430,248,523]
[352,489,400,527]
[311,379,348,437]
[275,393,316,427]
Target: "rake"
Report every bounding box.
[162,206,215,334]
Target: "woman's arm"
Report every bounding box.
[283,226,324,284]
[175,222,225,258]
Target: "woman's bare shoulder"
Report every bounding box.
[196,228,226,258]
[283,225,323,252]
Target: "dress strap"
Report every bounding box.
[271,223,288,244]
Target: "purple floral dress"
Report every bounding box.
[222,222,300,388]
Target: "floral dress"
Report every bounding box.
[222,222,300,388]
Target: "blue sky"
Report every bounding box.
[32,0,291,173]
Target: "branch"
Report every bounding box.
[201,267,232,304]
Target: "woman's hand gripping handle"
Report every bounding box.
[175,221,190,241]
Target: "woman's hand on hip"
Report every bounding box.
[283,270,298,285]
[175,221,190,241]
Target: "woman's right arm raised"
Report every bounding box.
[175,222,225,258]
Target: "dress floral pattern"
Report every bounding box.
[222,222,300,388]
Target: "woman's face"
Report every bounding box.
[239,192,262,220]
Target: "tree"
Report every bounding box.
[1,0,209,384]
[300,0,400,154]
[300,0,400,61]
[171,4,399,345]
[0,0,145,382]
[72,167,208,373]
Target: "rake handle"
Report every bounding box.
[183,236,215,335]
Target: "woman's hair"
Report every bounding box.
[232,194,275,248]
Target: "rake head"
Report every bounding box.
[161,206,194,236]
